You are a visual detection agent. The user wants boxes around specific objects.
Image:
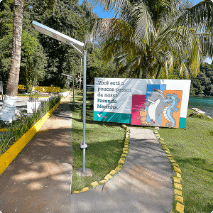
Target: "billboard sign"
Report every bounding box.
[93,78,191,128]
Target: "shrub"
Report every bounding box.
[0,95,62,154]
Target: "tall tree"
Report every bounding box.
[0,0,23,123]
[89,0,213,79]
[25,0,88,88]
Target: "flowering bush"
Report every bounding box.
[18,85,60,93]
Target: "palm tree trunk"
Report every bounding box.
[155,64,161,79]
[142,66,148,79]
[0,0,23,123]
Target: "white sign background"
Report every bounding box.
[94,78,191,118]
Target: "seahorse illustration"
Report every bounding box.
[144,89,166,126]
[163,93,180,128]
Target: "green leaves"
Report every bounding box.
[89,0,213,79]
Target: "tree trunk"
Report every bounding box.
[142,66,148,79]
[0,0,23,123]
[155,64,161,79]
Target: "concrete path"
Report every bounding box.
[0,92,174,212]
[70,128,174,213]
[0,93,73,213]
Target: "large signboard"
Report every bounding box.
[93,78,191,128]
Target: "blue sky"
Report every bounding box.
[79,0,212,63]
[79,0,115,18]
[79,0,203,18]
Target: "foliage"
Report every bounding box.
[23,0,91,88]
[0,0,99,89]
[0,94,62,154]
[190,63,213,96]
[89,0,213,79]
[86,45,126,84]
[0,0,47,90]
[28,91,39,102]
[70,91,125,193]
[20,31,47,92]
[158,110,213,212]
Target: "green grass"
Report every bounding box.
[17,94,50,98]
[60,88,68,92]
[0,95,62,154]
[158,109,213,213]
[71,91,93,104]
[71,91,125,193]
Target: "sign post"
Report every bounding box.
[33,21,88,174]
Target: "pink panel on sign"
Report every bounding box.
[131,95,147,125]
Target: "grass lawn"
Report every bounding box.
[70,91,125,193]
[17,94,50,98]
[70,90,93,104]
[70,90,213,211]
[158,109,213,213]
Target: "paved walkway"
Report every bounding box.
[0,93,174,213]
[0,93,73,213]
[70,128,174,213]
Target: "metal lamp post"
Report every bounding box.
[32,21,88,174]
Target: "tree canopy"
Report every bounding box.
[0,0,99,90]
[88,0,213,79]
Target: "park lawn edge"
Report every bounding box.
[72,124,130,194]
[153,127,184,213]
[0,92,69,174]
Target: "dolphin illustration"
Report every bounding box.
[144,89,166,126]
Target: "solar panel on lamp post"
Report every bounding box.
[32,21,88,174]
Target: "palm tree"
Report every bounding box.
[90,0,213,79]
[0,0,24,123]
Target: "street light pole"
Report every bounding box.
[32,21,89,175]
[82,50,87,173]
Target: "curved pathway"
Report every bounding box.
[0,93,174,212]
[70,127,174,213]
[0,94,73,213]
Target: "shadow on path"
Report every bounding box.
[0,95,73,213]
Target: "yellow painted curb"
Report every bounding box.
[174,183,182,190]
[118,158,125,164]
[153,127,184,213]
[104,174,113,180]
[175,195,184,203]
[109,170,117,175]
[91,181,99,188]
[173,177,181,183]
[81,187,89,192]
[173,166,181,173]
[175,202,184,212]
[115,166,122,172]
[175,172,181,178]
[174,189,182,196]
[99,180,107,184]
[0,98,62,175]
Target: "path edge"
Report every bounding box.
[153,127,184,213]
[73,124,130,194]
[0,92,69,175]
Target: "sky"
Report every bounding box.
[79,0,212,64]
[79,0,203,19]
